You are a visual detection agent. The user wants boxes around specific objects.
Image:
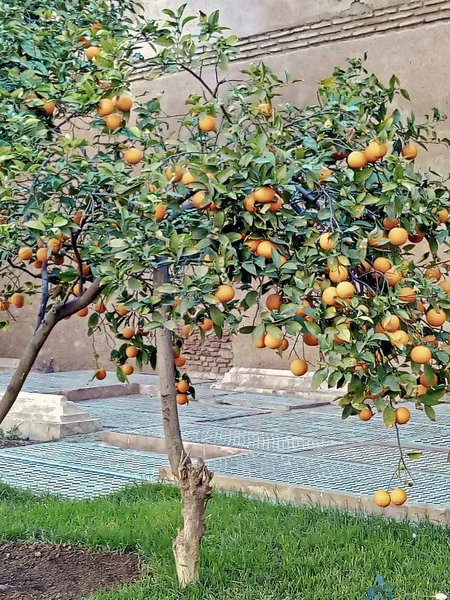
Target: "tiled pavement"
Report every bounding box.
[1,372,450,506]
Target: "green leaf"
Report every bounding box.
[406,452,423,460]
[210,305,224,327]
[116,366,126,383]
[312,368,328,390]
[424,404,436,421]
[88,312,99,328]
[128,277,143,291]
[383,405,396,427]
[24,220,46,233]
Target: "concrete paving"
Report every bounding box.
[1,372,450,513]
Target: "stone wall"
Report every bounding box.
[182,328,233,378]
[2,0,450,374]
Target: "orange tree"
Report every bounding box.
[2,1,450,585]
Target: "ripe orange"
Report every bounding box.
[347,151,367,169]
[374,490,391,508]
[382,217,399,230]
[319,167,332,181]
[373,257,392,273]
[254,187,276,203]
[296,300,311,317]
[382,315,400,332]
[18,247,33,261]
[401,144,418,160]
[368,231,385,247]
[257,102,271,115]
[0,300,10,311]
[181,171,196,186]
[33,260,43,270]
[359,407,373,421]
[388,227,408,246]
[395,406,411,424]
[268,194,283,212]
[256,240,277,259]
[419,372,438,389]
[53,255,64,266]
[123,364,134,376]
[177,380,190,393]
[177,393,188,405]
[126,346,139,358]
[244,194,257,213]
[122,326,136,339]
[155,204,167,222]
[115,94,133,112]
[174,355,186,368]
[266,294,283,311]
[200,318,214,331]
[290,359,308,376]
[95,368,107,380]
[97,98,115,116]
[322,286,337,306]
[390,330,410,346]
[384,268,402,286]
[398,287,416,304]
[199,115,216,131]
[319,232,334,251]
[280,338,289,351]
[104,114,122,130]
[336,281,355,299]
[73,283,83,296]
[36,247,48,262]
[416,384,428,396]
[214,284,235,303]
[426,308,446,327]
[244,238,261,253]
[192,192,207,209]
[303,333,319,346]
[10,293,24,309]
[47,238,62,253]
[124,148,143,164]
[92,22,102,31]
[425,266,442,281]
[86,46,101,60]
[329,265,348,283]
[438,208,449,223]
[43,100,55,116]
[439,281,450,293]
[255,333,266,348]
[165,165,183,182]
[364,142,382,163]
[411,346,432,364]
[424,334,439,348]
[182,324,191,337]
[390,487,407,506]
[116,304,129,317]
[265,333,283,349]
[409,229,425,243]
[77,307,89,317]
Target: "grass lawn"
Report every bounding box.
[1,483,449,599]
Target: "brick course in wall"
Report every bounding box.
[180,327,233,377]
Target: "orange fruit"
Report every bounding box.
[382,315,400,332]
[115,94,133,112]
[192,192,208,209]
[359,407,373,421]
[322,286,338,306]
[182,324,191,337]
[368,231,385,247]
[91,22,102,31]
[266,293,283,311]
[10,293,24,309]
[174,355,186,368]
[388,227,408,246]
[0,300,10,311]
[373,257,392,273]
[347,151,367,169]
[155,204,167,222]
[420,372,438,389]
[126,346,139,358]
[426,308,446,327]
[176,393,188,405]
[336,282,355,299]
[95,368,107,380]
[214,284,235,303]
[265,333,283,349]
[417,384,428,396]
[256,240,278,259]
[280,338,289,351]
[77,307,89,317]
[116,303,129,317]
[303,333,319,346]
[290,359,308,376]
[36,247,48,262]
[425,266,442,281]
[254,187,276,203]
[165,165,183,182]
[364,142,382,163]
[53,255,64,266]
[18,247,33,261]
[424,334,439,348]
[408,229,425,243]
[382,217,399,230]
[401,144,418,160]
[319,167,332,181]
[255,333,266,348]
[86,46,101,60]
[32,260,43,270]
[43,100,55,116]
[395,406,411,424]
[319,232,334,251]
[181,171,196,186]
[329,265,348,283]
[104,114,122,130]
[244,238,261,253]
[390,330,410,346]
[411,346,432,364]
[374,490,391,508]
[384,268,402,286]
[296,300,311,317]
[390,487,407,506]
[122,326,136,339]
[438,208,449,223]
[124,148,143,164]
[439,281,450,293]
[199,115,216,131]
[122,364,134,376]
[398,287,416,304]
[73,283,83,296]
[200,318,214,331]
[177,380,190,393]
[244,194,257,213]
[268,194,283,212]
[97,99,115,116]
[257,102,271,115]
[47,238,62,253]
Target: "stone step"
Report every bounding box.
[0,358,19,373]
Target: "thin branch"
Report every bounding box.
[35,261,49,331]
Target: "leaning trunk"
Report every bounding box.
[154,265,213,587]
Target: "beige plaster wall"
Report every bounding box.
[2,0,450,372]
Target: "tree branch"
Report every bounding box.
[35,261,49,331]
[55,277,103,321]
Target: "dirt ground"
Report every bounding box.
[0,542,141,599]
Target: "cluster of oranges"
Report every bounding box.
[243,186,283,215]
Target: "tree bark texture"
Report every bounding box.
[154,265,213,587]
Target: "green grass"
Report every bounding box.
[1,482,450,599]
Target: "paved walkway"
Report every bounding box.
[1,372,450,509]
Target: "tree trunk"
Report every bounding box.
[0,278,102,425]
[154,265,213,587]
